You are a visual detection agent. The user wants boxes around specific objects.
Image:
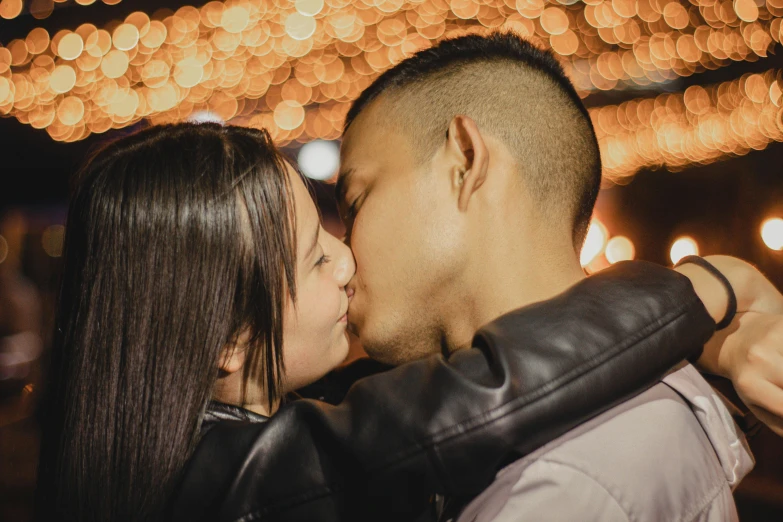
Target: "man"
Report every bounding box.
[336,32,782,520]
[168,38,783,522]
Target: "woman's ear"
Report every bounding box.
[218,332,249,374]
[445,115,490,212]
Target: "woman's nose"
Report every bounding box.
[332,238,356,287]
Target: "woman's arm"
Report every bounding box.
[676,255,783,436]
[170,261,717,522]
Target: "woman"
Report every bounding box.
[36,122,780,522]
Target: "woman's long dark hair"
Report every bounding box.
[36,123,298,522]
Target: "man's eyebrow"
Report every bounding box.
[306,222,320,260]
[335,167,355,205]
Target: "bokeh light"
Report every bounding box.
[41,225,65,258]
[0,0,780,166]
[605,236,636,264]
[57,33,84,60]
[580,219,608,267]
[0,0,23,20]
[761,217,783,250]
[285,13,317,41]
[187,110,224,124]
[298,139,340,180]
[670,236,699,264]
[296,0,324,17]
[49,65,76,93]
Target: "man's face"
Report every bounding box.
[338,104,466,365]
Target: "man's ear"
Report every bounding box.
[446,115,489,212]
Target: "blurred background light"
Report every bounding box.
[298,139,340,181]
[186,110,224,124]
[41,225,65,258]
[580,219,608,267]
[669,236,699,264]
[605,235,636,264]
[0,235,7,264]
[761,217,783,250]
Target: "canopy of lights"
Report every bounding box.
[1,0,782,183]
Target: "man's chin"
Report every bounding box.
[362,340,432,367]
[363,346,404,366]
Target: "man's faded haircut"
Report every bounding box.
[344,32,601,248]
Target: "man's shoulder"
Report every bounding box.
[456,377,736,522]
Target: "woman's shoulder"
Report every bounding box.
[169,404,270,521]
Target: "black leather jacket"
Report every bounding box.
[167,261,716,522]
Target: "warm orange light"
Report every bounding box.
[0,0,23,20]
[761,218,783,250]
[550,29,579,55]
[669,237,699,264]
[296,0,324,17]
[140,21,167,48]
[0,0,781,148]
[141,60,170,88]
[30,0,55,20]
[58,33,84,60]
[26,28,51,55]
[57,96,85,125]
[605,236,636,263]
[49,65,77,93]
[100,50,129,79]
[8,39,28,66]
[0,48,11,75]
[580,219,608,267]
[42,225,65,257]
[285,13,317,41]
[274,100,306,130]
[85,29,112,57]
[221,6,250,34]
[734,0,759,23]
[173,57,204,88]
[540,7,569,35]
[663,3,689,30]
[113,24,140,51]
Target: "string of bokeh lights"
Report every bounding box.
[2,216,780,271]
[594,69,783,182]
[1,0,783,183]
[0,0,122,22]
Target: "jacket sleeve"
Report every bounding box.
[169,261,716,522]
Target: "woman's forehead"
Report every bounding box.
[285,164,320,243]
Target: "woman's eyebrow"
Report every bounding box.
[306,222,320,260]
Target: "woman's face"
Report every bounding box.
[280,166,355,393]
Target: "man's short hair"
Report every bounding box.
[345,32,601,248]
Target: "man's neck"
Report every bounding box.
[440,249,586,354]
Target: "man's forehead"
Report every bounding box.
[335,167,356,205]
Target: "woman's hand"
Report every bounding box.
[706,312,783,437]
[675,255,783,437]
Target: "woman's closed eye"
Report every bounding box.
[315,253,331,268]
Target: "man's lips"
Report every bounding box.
[339,286,355,324]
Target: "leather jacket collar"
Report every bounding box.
[203,401,268,432]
